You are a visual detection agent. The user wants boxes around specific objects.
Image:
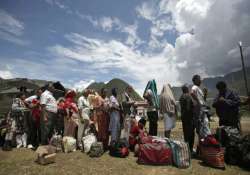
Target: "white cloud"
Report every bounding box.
[71,80,95,92]
[0,10,28,45]
[45,0,72,13]
[0,10,24,36]
[48,32,179,92]
[0,70,14,79]
[77,12,142,48]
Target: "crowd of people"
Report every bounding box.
[1,74,244,158]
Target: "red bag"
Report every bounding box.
[138,143,172,165]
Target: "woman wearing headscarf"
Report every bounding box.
[109,88,121,142]
[159,84,177,138]
[94,88,110,150]
[63,90,79,138]
[143,80,159,136]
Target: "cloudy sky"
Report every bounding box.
[0,0,250,94]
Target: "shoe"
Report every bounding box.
[16,144,22,148]
[27,144,34,149]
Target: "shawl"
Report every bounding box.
[159,84,176,115]
[143,79,159,109]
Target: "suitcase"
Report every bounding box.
[137,143,172,165]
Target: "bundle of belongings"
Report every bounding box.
[35,145,56,165]
[49,134,63,152]
[62,136,76,153]
[109,138,129,158]
[134,134,191,168]
[197,135,225,170]
[216,126,250,168]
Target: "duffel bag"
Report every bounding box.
[89,142,104,157]
[137,143,172,165]
[199,144,225,169]
[109,139,129,158]
[168,140,191,168]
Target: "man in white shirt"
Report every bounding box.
[25,88,43,149]
[77,89,90,148]
[191,75,211,139]
[40,84,57,145]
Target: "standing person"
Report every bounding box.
[143,80,159,136]
[78,89,91,148]
[212,81,241,130]
[25,88,43,148]
[63,90,79,138]
[56,98,66,136]
[179,85,195,153]
[95,88,110,150]
[40,84,57,145]
[12,93,29,148]
[159,84,177,138]
[121,86,136,142]
[191,75,211,139]
[109,88,121,143]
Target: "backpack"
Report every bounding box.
[216,126,241,165]
[168,140,191,168]
[137,142,172,165]
[89,142,104,157]
[109,139,129,158]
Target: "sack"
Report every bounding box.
[35,145,57,165]
[50,134,63,152]
[36,153,56,165]
[62,136,76,153]
[82,134,97,153]
[216,126,241,147]
[168,140,191,168]
[89,142,104,157]
[238,134,250,168]
[109,139,129,158]
[137,143,172,165]
[199,143,225,169]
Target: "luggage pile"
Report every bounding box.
[216,126,250,169]
[135,134,191,168]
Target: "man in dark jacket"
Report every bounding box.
[212,81,241,130]
[179,85,195,153]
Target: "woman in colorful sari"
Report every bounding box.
[143,80,159,136]
[63,90,79,138]
[159,84,177,138]
[95,88,110,150]
[109,88,121,143]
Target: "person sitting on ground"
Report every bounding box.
[129,118,147,150]
[159,84,177,138]
[212,81,241,130]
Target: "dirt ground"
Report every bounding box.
[0,118,250,175]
